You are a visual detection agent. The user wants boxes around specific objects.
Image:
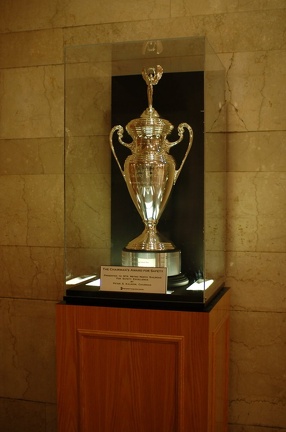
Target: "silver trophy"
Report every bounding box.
[110,65,193,278]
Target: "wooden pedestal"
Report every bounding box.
[56,289,230,432]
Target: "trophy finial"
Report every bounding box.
[142,65,163,109]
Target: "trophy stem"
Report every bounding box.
[125,221,175,252]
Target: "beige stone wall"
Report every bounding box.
[0,1,285,431]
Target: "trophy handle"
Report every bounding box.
[166,122,193,184]
[109,125,132,179]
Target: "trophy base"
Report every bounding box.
[168,273,190,289]
[122,248,181,277]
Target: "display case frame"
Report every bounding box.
[64,37,226,306]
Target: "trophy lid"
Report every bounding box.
[126,65,173,139]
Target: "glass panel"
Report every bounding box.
[204,38,227,297]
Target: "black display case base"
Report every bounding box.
[64,279,226,312]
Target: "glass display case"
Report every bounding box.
[64,37,226,307]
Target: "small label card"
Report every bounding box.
[100,266,167,294]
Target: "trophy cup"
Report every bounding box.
[110,65,193,287]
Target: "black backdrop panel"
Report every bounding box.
[111,72,204,281]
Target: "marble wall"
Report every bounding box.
[0,1,285,431]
